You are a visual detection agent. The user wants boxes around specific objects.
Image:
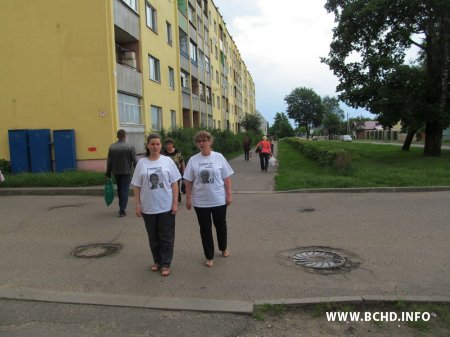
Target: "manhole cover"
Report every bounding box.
[292,249,346,269]
[71,243,122,258]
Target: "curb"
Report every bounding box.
[1,287,449,314]
[0,286,253,314]
[2,186,450,196]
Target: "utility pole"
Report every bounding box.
[346,113,350,135]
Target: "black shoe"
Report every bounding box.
[119,211,127,217]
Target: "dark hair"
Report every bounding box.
[145,133,161,156]
[164,137,174,145]
[117,129,126,139]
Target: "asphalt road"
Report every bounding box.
[1,143,449,336]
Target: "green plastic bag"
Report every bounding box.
[104,179,115,206]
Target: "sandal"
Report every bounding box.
[161,267,170,276]
[205,260,214,268]
[151,264,160,272]
[222,249,230,257]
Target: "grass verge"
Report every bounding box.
[0,171,106,187]
[275,140,450,190]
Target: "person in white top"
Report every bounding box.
[131,134,181,277]
[184,131,234,268]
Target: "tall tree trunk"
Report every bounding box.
[423,121,443,156]
[401,129,417,151]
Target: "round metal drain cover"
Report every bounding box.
[71,243,122,258]
[292,249,346,269]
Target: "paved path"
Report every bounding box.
[0,142,449,314]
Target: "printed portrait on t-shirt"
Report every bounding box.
[199,162,214,184]
[147,167,164,189]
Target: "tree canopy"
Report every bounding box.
[322,96,345,138]
[269,112,295,138]
[241,112,263,134]
[284,87,324,139]
[322,0,450,156]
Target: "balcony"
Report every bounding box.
[114,0,140,41]
[116,62,142,97]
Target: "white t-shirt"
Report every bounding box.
[183,151,234,208]
[131,155,181,214]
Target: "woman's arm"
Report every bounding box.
[185,180,193,210]
[171,181,179,214]
[224,177,232,206]
[133,187,142,217]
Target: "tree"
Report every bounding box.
[322,96,345,139]
[284,87,324,139]
[269,112,295,139]
[241,113,263,134]
[322,0,450,156]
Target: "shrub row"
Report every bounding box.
[160,127,262,161]
[284,138,352,174]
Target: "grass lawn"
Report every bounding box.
[275,140,450,191]
[0,171,106,187]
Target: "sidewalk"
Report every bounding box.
[0,143,450,313]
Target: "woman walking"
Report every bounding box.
[131,134,181,276]
[255,136,272,172]
[184,131,234,268]
[162,137,185,203]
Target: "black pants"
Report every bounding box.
[259,153,270,171]
[194,205,228,260]
[114,174,132,214]
[244,149,250,161]
[142,211,175,268]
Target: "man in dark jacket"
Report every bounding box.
[106,129,138,217]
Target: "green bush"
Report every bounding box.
[160,127,262,161]
[285,138,352,174]
[0,159,11,173]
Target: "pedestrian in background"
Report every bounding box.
[255,136,272,172]
[131,134,181,277]
[184,131,234,268]
[106,129,138,217]
[162,138,185,203]
[243,136,251,161]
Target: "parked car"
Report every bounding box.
[341,135,352,142]
[312,136,319,140]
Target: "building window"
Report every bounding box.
[205,55,210,73]
[188,4,196,27]
[149,55,160,82]
[191,77,199,96]
[171,110,176,129]
[204,27,209,43]
[179,29,188,57]
[198,50,205,69]
[118,93,141,125]
[190,40,198,64]
[206,86,212,103]
[146,2,157,32]
[199,82,205,101]
[216,96,220,109]
[168,67,175,90]
[181,70,190,89]
[122,0,138,12]
[151,105,162,131]
[166,21,173,45]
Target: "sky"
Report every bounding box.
[212,0,372,126]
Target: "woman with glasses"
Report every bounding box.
[183,131,234,268]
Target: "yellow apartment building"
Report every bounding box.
[0,0,256,172]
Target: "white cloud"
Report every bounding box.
[214,0,373,124]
